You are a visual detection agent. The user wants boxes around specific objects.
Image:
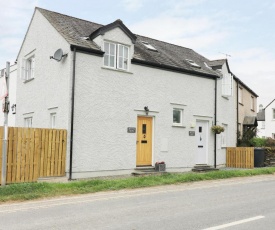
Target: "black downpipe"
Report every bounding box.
[69,47,76,180]
[236,79,239,146]
[214,78,217,168]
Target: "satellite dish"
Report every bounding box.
[50,49,67,62]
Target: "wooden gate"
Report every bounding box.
[226,147,254,169]
[0,127,67,184]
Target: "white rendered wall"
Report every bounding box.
[0,64,17,126]
[257,120,266,138]
[215,64,237,166]
[265,101,275,138]
[15,10,71,130]
[71,49,216,177]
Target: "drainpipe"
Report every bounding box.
[214,77,217,168]
[69,47,76,180]
[236,79,239,146]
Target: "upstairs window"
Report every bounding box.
[21,56,35,81]
[103,41,129,71]
[186,59,200,68]
[222,73,233,97]
[238,87,243,103]
[141,41,157,51]
[273,109,275,119]
[251,96,255,111]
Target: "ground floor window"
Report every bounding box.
[24,117,32,128]
[173,108,183,126]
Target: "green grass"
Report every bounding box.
[1,167,275,203]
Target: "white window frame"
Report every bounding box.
[103,41,129,71]
[238,87,243,104]
[251,96,255,111]
[24,117,33,128]
[221,124,227,148]
[21,55,35,81]
[50,112,56,129]
[222,73,233,97]
[173,108,183,126]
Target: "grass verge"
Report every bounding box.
[1,167,275,203]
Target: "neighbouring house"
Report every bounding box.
[257,99,275,138]
[14,7,251,179]
[209,59,258,145]
[0,64,17,126]
[236,77,258,142]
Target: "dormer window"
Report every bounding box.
[141,41,157,51]
[186,59,200,68]
[103,41,129,71]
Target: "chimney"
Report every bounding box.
[259,104,263,111]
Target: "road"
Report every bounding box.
[1,175,275,230]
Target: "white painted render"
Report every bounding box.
[263,100,275,138]
[214,64,237,166]
[15,10,239,178]
[0,64,17,126]
[16,10,71,130]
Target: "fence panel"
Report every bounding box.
[0,127,67,184]
[226,147,254,169]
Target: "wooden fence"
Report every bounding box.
[0,127,67,184]
[226,147,254,169]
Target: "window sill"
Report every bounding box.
[101,67,133,74]
[222,96,229,100]
[172,125,186,128]
[239,102,244,106]
[24,78,34,83]
[251,109,255,112]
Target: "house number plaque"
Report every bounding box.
[127,127,136,133]
[189,131,195,136]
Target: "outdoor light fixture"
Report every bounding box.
[11,104,16,114]
[144,106,149,115]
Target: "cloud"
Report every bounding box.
[122,0,144,11]
[0,0,37,68]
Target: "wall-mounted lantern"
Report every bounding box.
[11,104,16,114]
[144,106,149,115]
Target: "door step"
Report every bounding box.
[132,166,166,176]
[192,164,219,172]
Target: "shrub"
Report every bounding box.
[249,137,266,147]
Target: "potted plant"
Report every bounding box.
[211,125,224,134]
[155,161,166,172]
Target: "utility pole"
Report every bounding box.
[1,62,10,186]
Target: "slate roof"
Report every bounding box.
[37,7,219,78]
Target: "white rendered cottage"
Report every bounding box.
[15,8,238,178]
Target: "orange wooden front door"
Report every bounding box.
[136,116,153,166]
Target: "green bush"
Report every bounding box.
[249,137,266,147]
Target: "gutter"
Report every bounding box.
[69,47,77,180]
[70,45,104,57]
[214,77,217,168]
[236,79,239,146]
[132,58,218,80]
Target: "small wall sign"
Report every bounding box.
[189,131,195,136]
[127,127,136,133]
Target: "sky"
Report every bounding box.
[0,0,274,108]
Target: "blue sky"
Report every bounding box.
[1,0,274,107]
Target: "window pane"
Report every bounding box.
[104,55,109,66]
[119,45,123,57]
[124,46,128,57]
[118,57,123,69]
[110,43,115,55]
[104,42,109,54]
[173,109,181,123]
[110,56,115,67]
